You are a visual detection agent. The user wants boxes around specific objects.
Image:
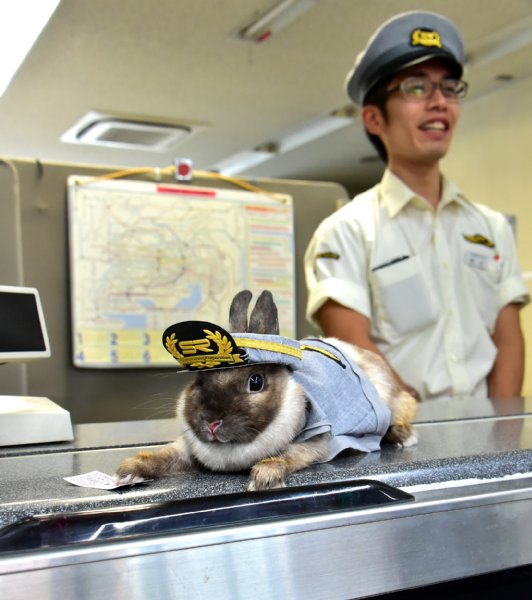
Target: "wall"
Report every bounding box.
[443,75,532,395]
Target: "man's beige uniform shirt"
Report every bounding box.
[305,169,529,400]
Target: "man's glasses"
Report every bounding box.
[387,76,468,101]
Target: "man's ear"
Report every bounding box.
[361,105,385,135]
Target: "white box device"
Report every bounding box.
[0,395,73,446]
[0,285,73,445]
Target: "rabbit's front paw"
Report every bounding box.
[116,443,191,483]
[115,451,162,483]
[247,457,288,491]
[384,423,417,446]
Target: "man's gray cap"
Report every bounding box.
[346,11,465,106]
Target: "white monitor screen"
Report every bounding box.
[0,285,51,362]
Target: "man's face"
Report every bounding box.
[366,59,461,167]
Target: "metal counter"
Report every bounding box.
[0,397,531,599]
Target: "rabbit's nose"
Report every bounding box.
[207,420,222,435]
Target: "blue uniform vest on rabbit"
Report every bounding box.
[234,334,392,460]
[162,321,391,459]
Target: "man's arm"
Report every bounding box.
[315,299,419,397]
[487,303,525,398]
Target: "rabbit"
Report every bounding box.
[116,290,417,491]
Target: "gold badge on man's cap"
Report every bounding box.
[162,321,248,370]
[410,28,442,49]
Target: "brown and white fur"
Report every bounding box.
[116,290,417,490]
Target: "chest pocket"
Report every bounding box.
[461,239,501,331]
[370,255,440,337]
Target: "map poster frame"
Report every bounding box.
[67,176,295,368]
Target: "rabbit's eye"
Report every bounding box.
[248,373,264,393]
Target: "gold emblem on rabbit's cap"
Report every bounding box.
[163,321,248,370]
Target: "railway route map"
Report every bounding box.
[68,176,294,367]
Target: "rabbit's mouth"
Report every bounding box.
[194,416,261,445]
[206,430,239,444]
[201,425,258,445]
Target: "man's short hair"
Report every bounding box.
[362,77,393,163]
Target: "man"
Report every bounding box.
[304,11,529,401]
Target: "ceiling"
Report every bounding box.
[1,0,532,194]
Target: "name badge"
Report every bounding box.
[464,250,489,271]
[464,250,503,282]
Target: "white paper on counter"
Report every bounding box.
[64,470,148,490]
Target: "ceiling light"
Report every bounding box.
[280,106,356,153]
[467,14,532,68]
[237,0,316,43]
[211,145,278,176]
[61,111,199,152]
[0,0,60,97]
[212,106,356,176]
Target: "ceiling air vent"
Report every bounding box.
[61,112,195,152]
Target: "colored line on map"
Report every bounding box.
[156,186,217,197]
[245,205,284,212]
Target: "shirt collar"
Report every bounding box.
[379,169,467,218]
[440,177,468,210]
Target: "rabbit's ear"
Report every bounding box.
[229,290,253,332]
[249,290,279,335]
